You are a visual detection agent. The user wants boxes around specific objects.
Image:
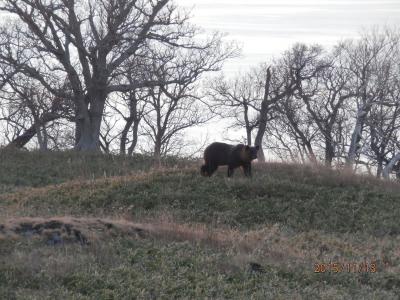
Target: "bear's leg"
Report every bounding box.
[243,163,251,177]
[241,165,247,176]
[227,166,235,177]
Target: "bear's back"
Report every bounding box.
[204,142,234,166]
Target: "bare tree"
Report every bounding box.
[207,71,262,145]
[143,85,209,159]
[381,53,400,178]
[99,112,120,154]
[0,74,72,149]
[296,47,355,167]
[208,56,300,162]
[0,0,234,151]
[139,40,234,159]
[342,29,399,168]
[268,44,328,163]
[367,106,400,177]
[110,55,152,155]
[253,44,324,162]
[112,90,148,155]
[265,114,308,163]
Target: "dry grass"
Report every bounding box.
[1,215,398,276]
[262,161,400,191]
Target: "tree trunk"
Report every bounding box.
[35,123,48,151]
[324,135,334,168]
[243,103,252,146]
[305,141,317,164]
[120,92,141,155]
[376,159,383,178]
[246,128,252,146]
[120,117,135,155]
[6,126,38,149]
[346,106,368,169]
[254,67,271,162]
[75,119,101,151]
[43,126,49,150]
[383,153,400,179]
[120,115,140,156]
[127,121,139,156]
[5,112,58,149]
[154,138,162,167]
[74,95,105,152]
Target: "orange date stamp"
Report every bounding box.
[314,261,377,273]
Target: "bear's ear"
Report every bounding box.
[255,145,260,151]
[245,145,250,151]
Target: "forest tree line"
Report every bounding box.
[0,1,399,178]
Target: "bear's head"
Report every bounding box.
[241,145,260,162]
[200,165,209,176]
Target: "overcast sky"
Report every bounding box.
[177,0,400,74]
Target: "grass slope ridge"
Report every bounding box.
[2,160,400,235]
[1,150,400,299]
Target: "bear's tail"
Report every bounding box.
[200,165,208,176]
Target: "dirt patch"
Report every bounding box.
[0,217,149,245]
[1,216,397,275]
[0,216,244,249]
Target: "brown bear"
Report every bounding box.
[200,142,260,177]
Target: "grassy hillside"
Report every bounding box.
[0,149,190,192]
[1,150,400,299]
